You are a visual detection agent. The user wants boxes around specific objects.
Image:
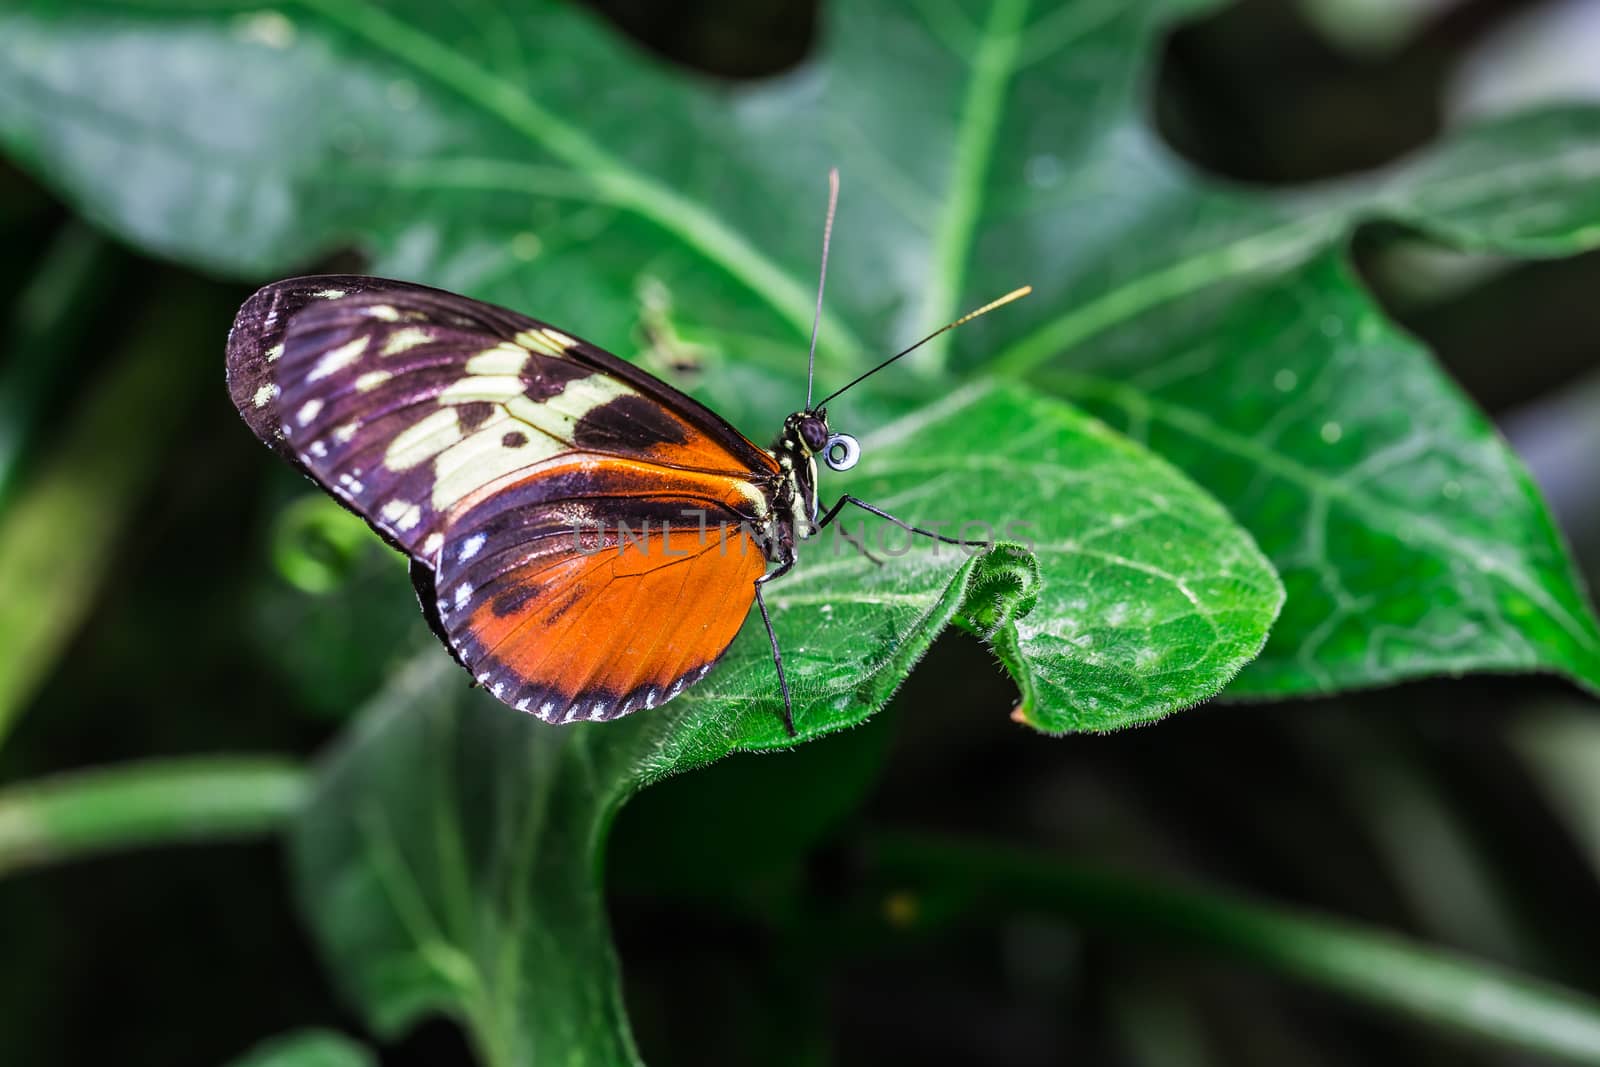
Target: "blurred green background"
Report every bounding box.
[5,0,1600,1064]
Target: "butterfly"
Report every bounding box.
[226,172,1028,735]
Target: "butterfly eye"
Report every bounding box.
[823,433,860,471]
[797,415,830,452]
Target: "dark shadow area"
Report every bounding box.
[1154,0,1541,184]
[585,0,819,79]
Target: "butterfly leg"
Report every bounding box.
[816,495,988,549]
[830,522,884,566]
[754,555,797,737]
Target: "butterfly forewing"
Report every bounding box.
[227,276,782,722]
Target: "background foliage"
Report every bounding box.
[4,0,1600,1064]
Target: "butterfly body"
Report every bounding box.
[228,276,844,728]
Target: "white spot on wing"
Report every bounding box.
[439,375,524,403]
[387,407,461,470]
[366,305,400,321]
[308,334,369,381]
[539,700,556,718]
[265,342,284,363]
[314,288,346,300]
[381,326,432,356]
[253,382,279,408]
[465,344,528,376]
[458,533,487,562]
[454,584,473,609]
[380,498,422,532]
[296,398,323,425]
[422,532,444,557]
[355,369,391,391]
[514,328,562,357]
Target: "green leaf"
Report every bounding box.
[1010,121,1600,693]
[4,0,1597,701]
[819,384,1282,733]
[223,1031,375,1067]
[1037,246,1600,696]
[291,381,1277,1064]
[291,658,639,1067]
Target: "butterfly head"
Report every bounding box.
[782,409,861,473]
[773,409,859,539]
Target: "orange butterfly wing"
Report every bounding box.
[429,456,776,721]
[227,276,784,721]
[442,523,768,722]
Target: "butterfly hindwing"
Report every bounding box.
[435,486,768,723]
[228,275,784,720]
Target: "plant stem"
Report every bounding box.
[0,757,309,879]
[868,830,1600,1065]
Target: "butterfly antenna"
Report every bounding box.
[813,285,1032,409]
[805,167,840,412]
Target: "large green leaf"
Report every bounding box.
[1001,108,1600,695]
[290,380,1278,1064]
[3,0,1597,697]
[1034,244,1600,695]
